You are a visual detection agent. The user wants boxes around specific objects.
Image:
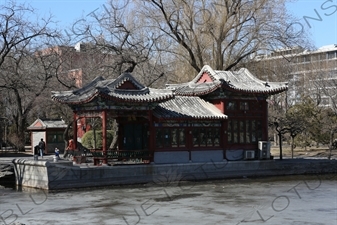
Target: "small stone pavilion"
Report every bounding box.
[27,118,67,154]
[51,65,288,164]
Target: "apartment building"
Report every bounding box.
[38,43,118,140]
[40,43,117,88]
[250,44,337,107]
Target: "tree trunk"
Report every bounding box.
[109,119,118,150]
[304,131,308,151]
[63,121,73,151]
[93,128,97,149]
[290,136,294,159]
[329,130,334,160]
[16,114,26,152]
[278,132,283,160]
[274,133,278,146]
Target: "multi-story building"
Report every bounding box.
[40,43,117,88]
[250,44,337,107]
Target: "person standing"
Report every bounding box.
[38,138,46,158]
[34,145,39,160]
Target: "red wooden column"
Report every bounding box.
[102,110,107,164]
[220,100,226,159]
[73,112,78,149]
[148,110,154,163]
[262,99,268,140]
[221,120,227,159]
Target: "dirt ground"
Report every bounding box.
[270,145,337,158]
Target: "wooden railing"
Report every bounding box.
[89,149,151,165]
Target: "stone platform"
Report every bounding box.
[11,158,337,190]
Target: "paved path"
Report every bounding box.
[0,152,55,164]
[1,150,335,168]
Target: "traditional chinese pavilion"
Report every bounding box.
[51,65,287,164]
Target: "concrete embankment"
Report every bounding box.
[0,163,15,186]
[11,158,337,190]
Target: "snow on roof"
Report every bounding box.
[166,65,288,95]
[27,118,67,130]
[316,44,337,52]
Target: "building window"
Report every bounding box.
[171,128,185,147]
[303,55,310,62]
[327,51,336,59]
[240,102,249,110]
[227,101,236,110]
[250,101,263,111]
[192,127,220,147]
[155,129,163,148]
[239,121,245,143]
[227,119,262,144]
[47,131,64,143]
[156,128,186,148]
[155,122,221,149]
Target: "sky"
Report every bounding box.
[18,0,107,30]
[3,0,337,49]
[286,0,337,48]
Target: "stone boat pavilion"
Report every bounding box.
[51,65,288,165]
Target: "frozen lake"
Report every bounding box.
[0,174,336,225]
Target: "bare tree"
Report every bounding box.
[0,1,60,150]
[269,105,306,160]
[137,0,310,77]
[269,115,288,160]
[311,64,337,159]
[284,105,308,158]
[67,0,167,86]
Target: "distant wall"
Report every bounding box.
[31,131,45,152]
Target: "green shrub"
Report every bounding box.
[81,130,114,149]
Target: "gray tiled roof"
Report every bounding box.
[166,80,222,96]
[213,68,288,94]
[153,96,227,120]
[27,119,67,130]
[43,120,68,128]
[51,73,174,104]
[166,65,288,95]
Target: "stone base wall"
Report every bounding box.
[12,159,337,190]
[154,150,224,164]
[12,159,50,189]
[191,150,224,162]
[154,151,189,164]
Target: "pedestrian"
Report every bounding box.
[64,138,75,158]
[55,147,60,159]
[38,138,45,158]
[34,145,39,160]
